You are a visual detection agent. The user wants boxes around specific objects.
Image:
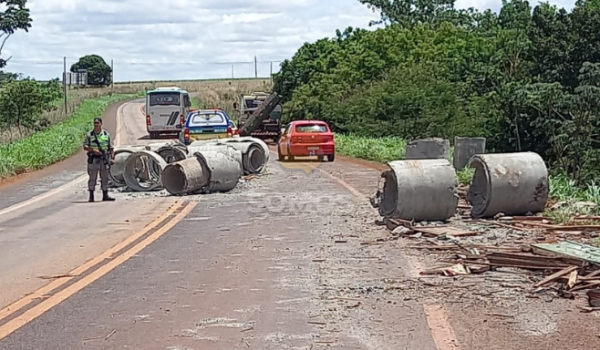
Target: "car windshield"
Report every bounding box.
[189,113,225,126]
[295,124,328,133]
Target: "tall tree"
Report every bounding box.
[0,0,32,68]
[70,54,112,86]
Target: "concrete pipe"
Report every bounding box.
[162,157,209,195]
[378,159,458,221]
[213,142,265,174]
[405,138,451,162]
[108,148,137,187]
[192,149,243,193]
[467,152,548,218]
[187,144,243,168]
[157,144,188,163]
[453,137,486,170]
[219,137,270,164]
[123,150,168,191]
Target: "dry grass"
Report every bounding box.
[0,78,271,143]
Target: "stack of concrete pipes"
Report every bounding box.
[108,137,270,195]
[371,137,549,221]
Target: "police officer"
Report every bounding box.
[83,117,115,202]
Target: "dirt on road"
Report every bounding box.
[0,101,599,349]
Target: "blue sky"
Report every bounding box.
[3,0,576,82]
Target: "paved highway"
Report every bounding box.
[0,99,595,349]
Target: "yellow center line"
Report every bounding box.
[0,201,195,340]
[0,200,185,327]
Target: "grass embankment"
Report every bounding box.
[0,92,143,179]
[335,134,600,219]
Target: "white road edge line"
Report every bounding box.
[0,101,129,218]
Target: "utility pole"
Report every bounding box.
[254,56,257,78]
[63,56,68,113]
[111,59,114,93]
[232,64,234,79]
[270,61,273,80]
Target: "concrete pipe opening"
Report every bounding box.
[378,159,458,221]
[247,145,265,173]
[109,149,134,187]
[123,150,168,192]
[467,152,548,218]
[162,157,208,195]
[157,146,188,163]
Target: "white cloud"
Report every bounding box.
[2,0,577,81]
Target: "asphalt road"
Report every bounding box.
[0,99,597,349]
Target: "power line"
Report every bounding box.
[7,59,284,65]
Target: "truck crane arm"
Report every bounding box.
[238,92,283,136]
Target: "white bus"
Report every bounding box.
[145,87,192,138]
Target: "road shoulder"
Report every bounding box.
[0,99,132,211]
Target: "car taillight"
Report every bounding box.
[227,126,233,137]
[291,137,300,143]
[184,128,190,140]
[146,115,151,125]
[180,114,185,126]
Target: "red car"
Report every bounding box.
[277,120,335,162]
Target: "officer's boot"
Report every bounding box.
[102,190,115,201]
[88,190,94,202]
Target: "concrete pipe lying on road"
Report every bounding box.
[156,144,188,163]
[453,137,486,170]
[215,142,265,174]
[405,138,451,163]
[187,143,243,168]
[378,159,458,221]
[162,157,209,195]
[219,137,270,164]
[123,150,168,191]
[192,149,243,193]
[467,152,548,218]
[108,146,149,187]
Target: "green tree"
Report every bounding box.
[0,0,32,68]
[0,79,62,141]
[70,54,112,86]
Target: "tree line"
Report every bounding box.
[0,1,113,142]
[273,0,600,184]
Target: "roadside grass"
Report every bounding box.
[334,134,599,222]
[1,79,269,144]
[0,92,143,179]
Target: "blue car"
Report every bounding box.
[179,109,235,145]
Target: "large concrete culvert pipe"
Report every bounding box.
[123,150,168,191]
[162,157,209,195]
[187,144,243,168]
[467,152,548,218]
[109,146,149,187]
[156,144,188,163]
[192,149,243,193]
[378,159,458,221]
[219,137,270,164]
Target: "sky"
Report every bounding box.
[2,0,576,82]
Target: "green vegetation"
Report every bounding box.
[70,54,112,86]
[0,93,142,179]
[335,133,600,222]
[274,0,600,188]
